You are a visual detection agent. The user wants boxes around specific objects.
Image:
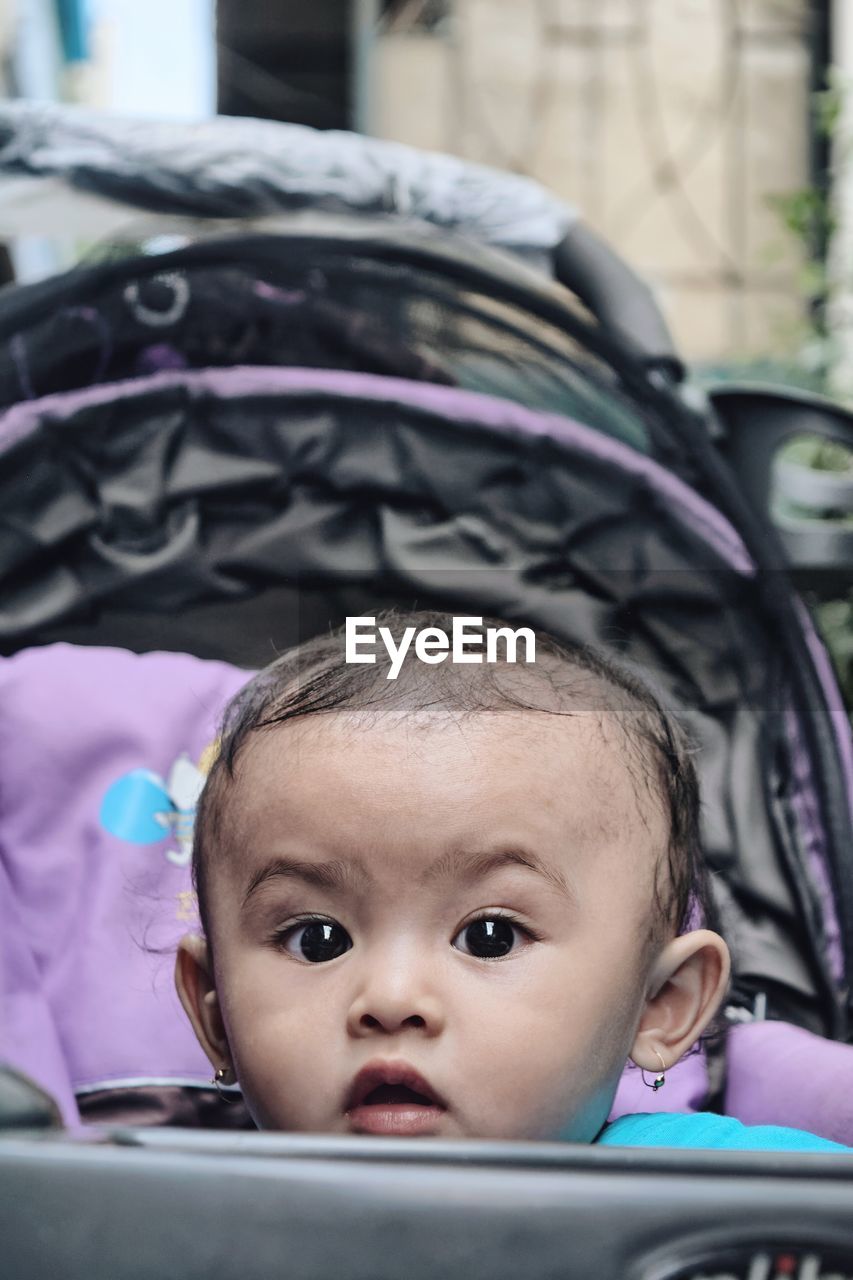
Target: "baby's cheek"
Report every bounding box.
[505,1023,627,1142]
[467,962,633,1136]
[458,989,568,1102]
[468,1042,587,1142]
[228,1016,312,1131]
[218,958,298,1058]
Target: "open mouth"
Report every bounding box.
[361,1084,437,1107]
[347,1083,446,1136]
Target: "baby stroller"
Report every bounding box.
[1,102,852,1280]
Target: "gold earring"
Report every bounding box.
[640,1049,667,1091]
[212,1065,237,1103]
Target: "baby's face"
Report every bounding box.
[199,710,667,1142]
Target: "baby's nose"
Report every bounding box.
[346,950,446,1037]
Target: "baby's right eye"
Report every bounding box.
[275,918,352,964]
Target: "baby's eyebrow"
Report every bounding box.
[241,847,576,907]
[423,847,576,904]
[242,856,367,905]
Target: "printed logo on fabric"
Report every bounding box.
[99,742,218,868]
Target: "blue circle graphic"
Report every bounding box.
[100,769,175,844]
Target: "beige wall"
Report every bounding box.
[373,0,813,367]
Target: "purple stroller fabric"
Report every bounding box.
[725,1020,853,1146]
[0,643,248,1125]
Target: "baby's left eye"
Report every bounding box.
[276,919,352,964]
[452,915,532,960]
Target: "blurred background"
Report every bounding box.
[0,0,843,394]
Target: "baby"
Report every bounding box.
[174,609,847,1150]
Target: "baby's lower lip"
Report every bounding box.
[347,1103,446,1136]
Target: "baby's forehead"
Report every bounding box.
[226,704,666,849]
[202,706,668,947]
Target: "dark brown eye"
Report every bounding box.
[279,920,352,964]
[453,916,526,959]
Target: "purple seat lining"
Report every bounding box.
[725,1019,853,1147]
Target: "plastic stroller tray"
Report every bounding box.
[2,1128,853,1280]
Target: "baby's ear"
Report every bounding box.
[175,934,232,1073]
[630,929,731,1075]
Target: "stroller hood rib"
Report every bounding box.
[0,226,660,451]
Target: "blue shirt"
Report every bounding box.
[597,1112,853,1152]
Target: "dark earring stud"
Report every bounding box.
[640,1049,667,1091]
